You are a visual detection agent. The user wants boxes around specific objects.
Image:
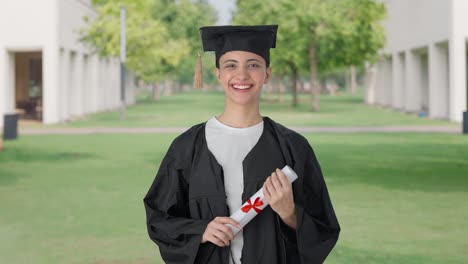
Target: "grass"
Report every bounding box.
[24,89,457,128]
[1,133,468,263]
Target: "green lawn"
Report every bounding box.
[26,90,457,128]
[1,133,467,263]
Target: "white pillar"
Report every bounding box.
[89,54,99,113]
[0,49,15,128]
[429,43,449,119]
[97,57,103,111]
[448,37,467,122]
[82,54,89,114]
[43,45,60,124]
[74,53,84,116]
[59,48,70,122]
[449,0,468,122]
[69,52,77,116]
[383,57,393,107]
[364,62,377,105]
[392,52,405,110]
[405,50,421,112]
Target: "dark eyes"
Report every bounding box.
[223,63,262,69]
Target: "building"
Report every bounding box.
[0,0,136,127]
[366,0,468,123]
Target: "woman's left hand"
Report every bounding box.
[262,168,296,229]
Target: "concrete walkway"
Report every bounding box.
[19,125,462,135]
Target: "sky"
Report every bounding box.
[207,0,236,25]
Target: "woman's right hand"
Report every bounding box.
[201,217,241,247]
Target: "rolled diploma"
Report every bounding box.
[226,165,298,236]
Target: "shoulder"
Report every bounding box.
[170,122,205,149]
[265,117,310,148]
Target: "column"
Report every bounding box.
[429,43,449,119]
[89,54,99,113]
[392,52,405,110]
[43,46,60,124]
[59,48,70,121]
[364,62,377,105]
[383,57,393,107]
[0,49,16,127]
[448,37,467,122]
[449,0,468,122]
[404,49,421,112]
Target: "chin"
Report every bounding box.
[228,95,260,106]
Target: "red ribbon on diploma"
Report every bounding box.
[241,197,264,214]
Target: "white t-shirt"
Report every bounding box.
[205,117,264,264]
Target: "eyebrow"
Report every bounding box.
[247,58,263,64]
[222,59,238,64]
[222,58,263,64]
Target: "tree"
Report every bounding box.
[293,0,386,110]
[234,0,308,107]
[234,0,386,111]
[81,0,216,97]
[151,0,216,86]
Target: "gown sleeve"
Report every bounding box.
[143,144,210,264]
[293,141,341,264]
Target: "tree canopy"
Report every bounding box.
[81,0,216,84]
[234,0,386,110]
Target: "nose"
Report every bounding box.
[235,66,250,81]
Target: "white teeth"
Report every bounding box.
[232,84,252,90]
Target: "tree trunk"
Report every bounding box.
[309,42,320,111]
[279,80,285,103]
[350,65,357,94]
[345,68,351,93]
[164,79,173,96]
[152,83,160,101]
[289,64,298,107]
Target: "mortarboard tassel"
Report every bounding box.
[193,51,203,89]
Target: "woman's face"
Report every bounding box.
[216,50,271,107]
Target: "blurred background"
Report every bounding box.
[0,0,467,263]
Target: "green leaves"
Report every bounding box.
[234,0,386,75]
[81,0,216,83]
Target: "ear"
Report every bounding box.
[215,68,221,81]
[264,67,272,84]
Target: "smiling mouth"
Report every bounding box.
[232,84,253,90]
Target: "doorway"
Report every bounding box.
[15,51,43,121]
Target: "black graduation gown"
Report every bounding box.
[144,117,340,264]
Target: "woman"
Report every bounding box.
[144,25,340,264]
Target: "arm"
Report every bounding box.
[143,146,208,264]
[293,144,341,264]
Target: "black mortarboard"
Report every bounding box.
[199,25,278,67]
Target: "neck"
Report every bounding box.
[217,102,262,128]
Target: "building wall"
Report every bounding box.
[0,0,136,128]
[368,0,468,122]
[383,0,451,53]
[0,0,57,126]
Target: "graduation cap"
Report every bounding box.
[193,25,278,89]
